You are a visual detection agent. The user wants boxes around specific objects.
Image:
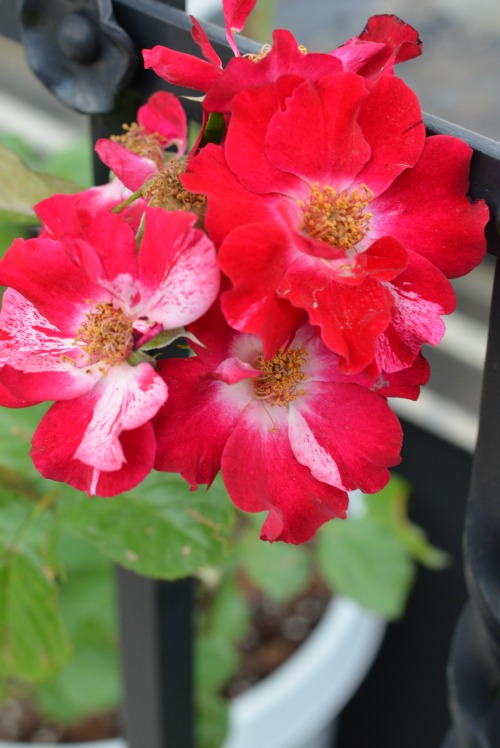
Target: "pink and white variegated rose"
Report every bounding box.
[0,194,219,496]
[153,303,403,544]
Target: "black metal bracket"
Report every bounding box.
[18,0,137,114]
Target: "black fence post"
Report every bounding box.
[115,570,194,748]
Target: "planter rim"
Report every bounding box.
[0,596,384,748]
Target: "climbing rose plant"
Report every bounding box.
[0,1,489,544]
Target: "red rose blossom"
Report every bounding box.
[183,72,487,373]
[153,303,403,544]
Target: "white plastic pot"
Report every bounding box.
[0,596,384,748]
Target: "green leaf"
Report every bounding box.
[238,528,312,602]
[40,138,93,188]
[0,145,80,225]
[197,631,239,695]
[316,515,415,619]
[57,472,234,578]
[196,691,229,748]
[364,474,449,569]
[195,575,251,747]
[0,493,71,681]
[0,220,28,256]
[199,574,251,643]
[35,645,120,724]
[0,404,48,473]
[35,532,120,724]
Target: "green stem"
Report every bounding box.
[111,186,145,213]
[12,490,58,548]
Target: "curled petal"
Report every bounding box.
[95,139,158,192]
[335,14,422,78]
[376,251,457,373]
[138,91,188,154]
[191,15,223,68]
[143,45,221,92]
[222,0,257,55]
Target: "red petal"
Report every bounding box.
[0,236,104,335]
[95,139,157,192]
[190,15,223,68]
[204,29,342,113]
[355,74,425,196]
[138,91,188,154]
[280,254,394,373]
[374,353,430,400]
[372,135,488,278]
[143,46,221,92]
[376,250,456,373]
[289,382,402,492]
[154,302,253,486]
[184,144,278,246]
[31,400,156,497]
[219,222,305,359]
[335,15,422,79]
[222,407,348,544]
[358,15,422,65]
[222,0,257,55]
[225,77,305,195]
[266,74,371,188]
[137,207,220,327]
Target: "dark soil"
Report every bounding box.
[0,579,331,743]
[0,703,119,744]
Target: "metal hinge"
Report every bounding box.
[18,0,137,114]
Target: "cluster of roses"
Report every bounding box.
[0,1,488,542]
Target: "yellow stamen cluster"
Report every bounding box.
[246,43,307,63]
[74,302,134,371]
[111,122,166,168]
[245,44,272,63]
[142,157,206,218]
[300,183,373,251]
[253,348,307,407]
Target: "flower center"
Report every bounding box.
[300,183,373,251]
[142,157,206,218]
[253,348,307,407]
[74,302,134,370]
[111,122,166,168]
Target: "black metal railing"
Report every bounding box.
[1,1,500,746]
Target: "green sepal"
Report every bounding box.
[198,113,227,148]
